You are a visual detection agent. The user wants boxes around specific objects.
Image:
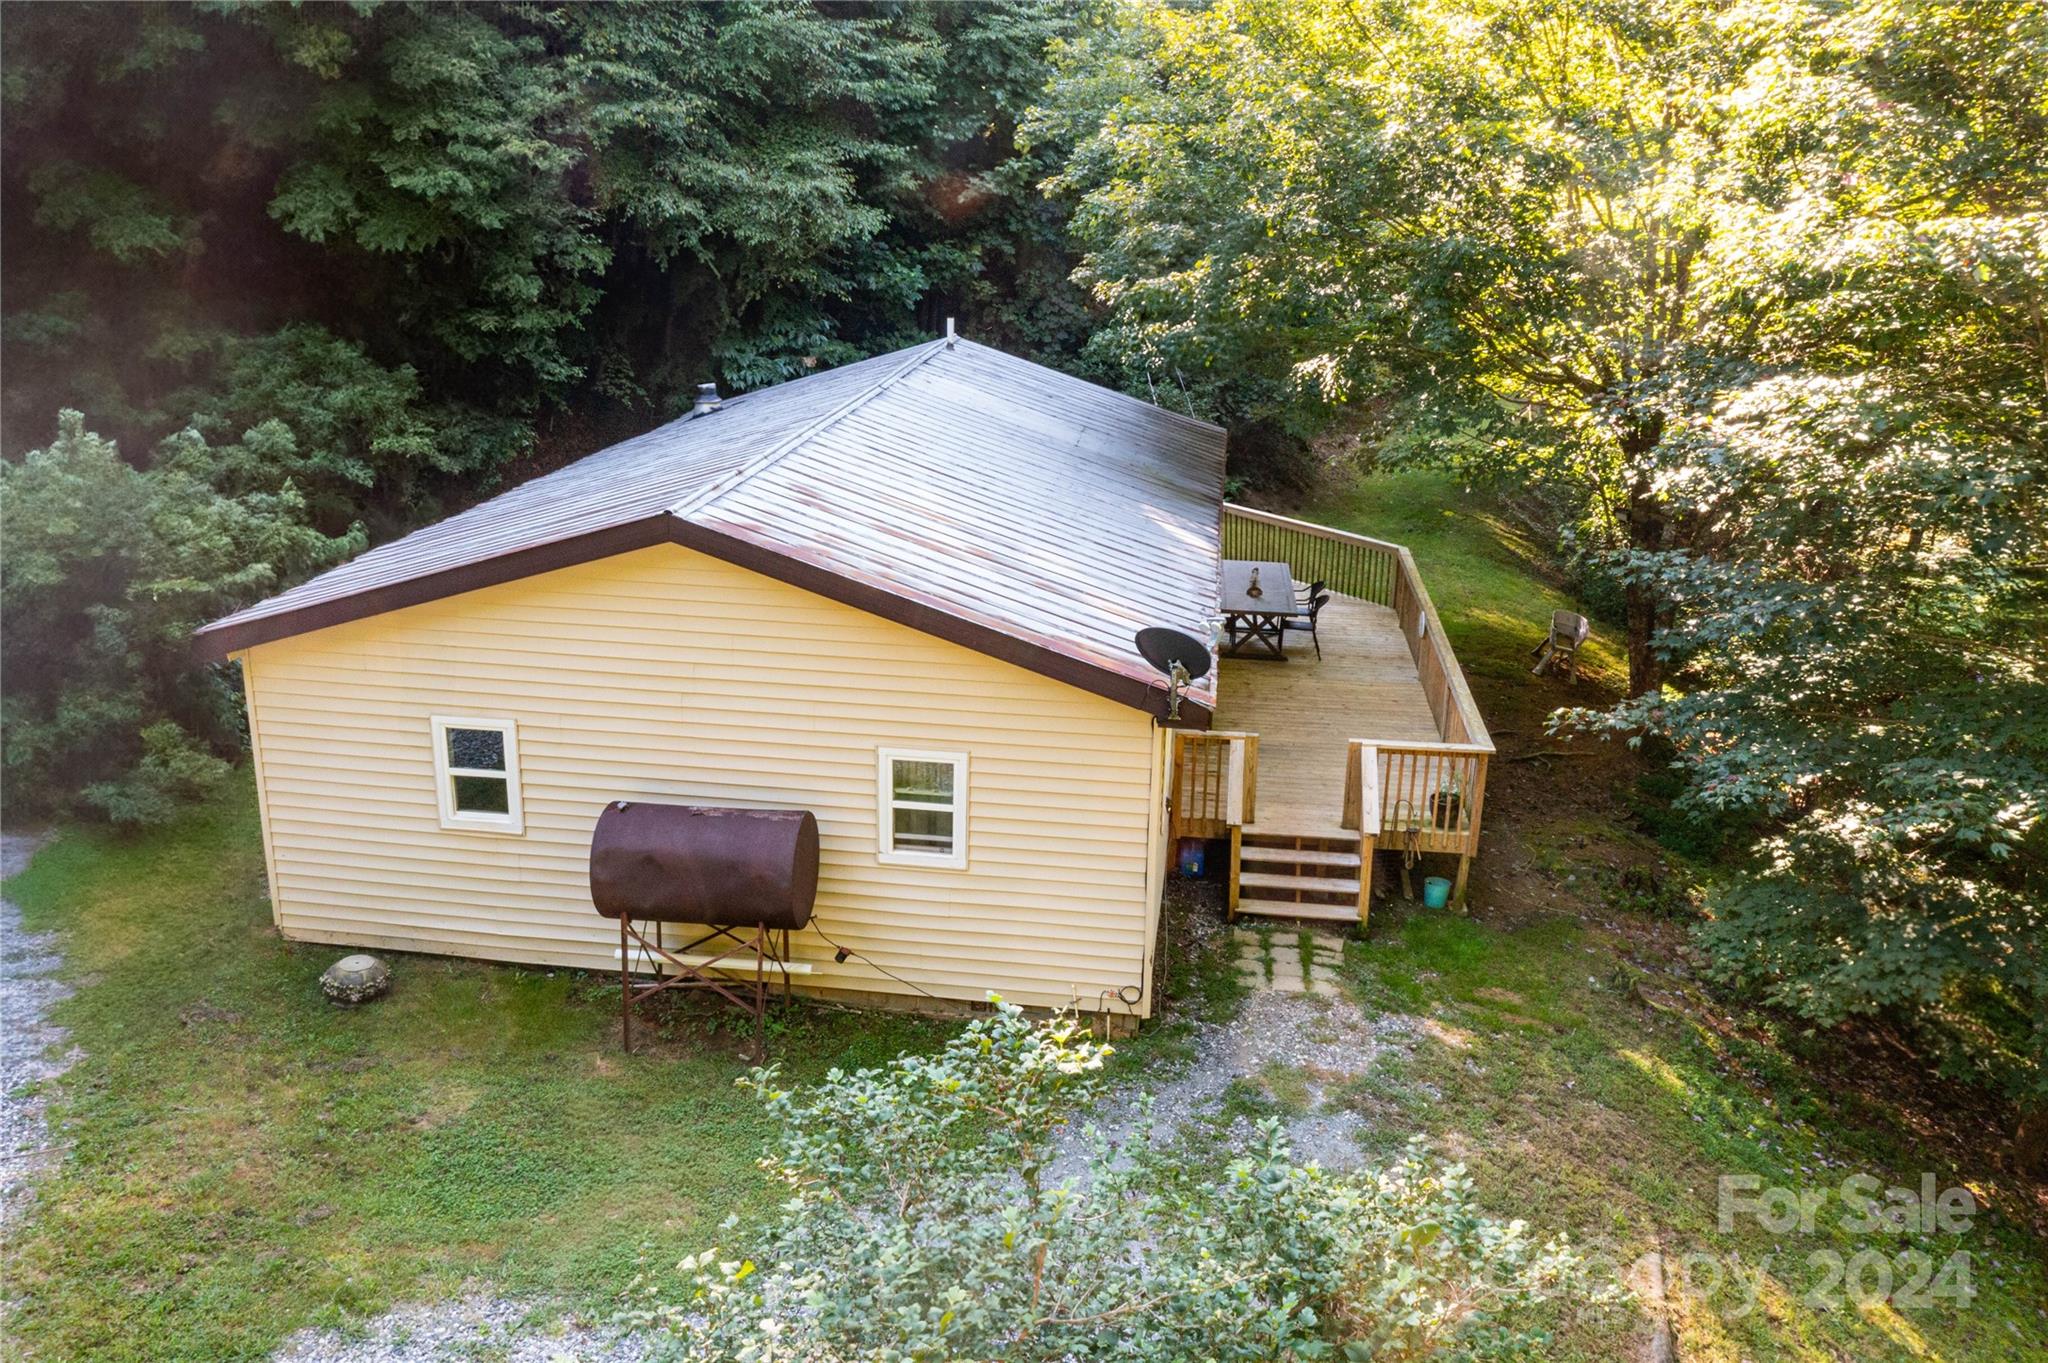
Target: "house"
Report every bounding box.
[200,334,1491,1029]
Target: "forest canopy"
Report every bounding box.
[1040,0,2046,1125]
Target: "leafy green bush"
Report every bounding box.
[637,1000,1611,1361]
[164,326,527,534]
[0,412,353,824]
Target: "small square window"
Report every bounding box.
[877,748,967,868]
[431,717,524,834]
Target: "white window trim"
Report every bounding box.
[430,716,525,835]
[876,747,968,869]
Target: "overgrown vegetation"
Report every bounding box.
[1041,0,2047,1155]
[644,1001,1610,1361]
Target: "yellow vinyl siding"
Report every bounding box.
[238,543,1166,1016]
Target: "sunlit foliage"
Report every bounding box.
[1042,0,2045,1129]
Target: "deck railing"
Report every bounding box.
[1222,504,1494,877]
[1223,504,1402,606]
[1169,731,1257,840]
[1343,740,1489,856]
[1225,504,1491,757]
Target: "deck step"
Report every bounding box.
[1239,846,1360,870]
[1234,897,1362,924]
[1238,871,1361,896]
[1241,823,1355,846]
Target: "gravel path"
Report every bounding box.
[1052,975,1414,1180]
[273,1292,665,1363]
[1,829,74,1229]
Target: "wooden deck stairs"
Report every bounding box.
[1230,824,1369,926]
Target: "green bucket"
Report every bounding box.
[1422,876,1452,909]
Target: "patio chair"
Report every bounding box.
[1295,577,1326,606]
[1282,590,1331,659]
[1529,609,1591,680]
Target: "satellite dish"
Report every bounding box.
[1136,627,1212,682]
[1135,627,1211,721]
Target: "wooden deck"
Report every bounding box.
[1169,505,1495,919]
[1212,593,1440,833]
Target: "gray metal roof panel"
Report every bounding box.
[203,347,914,632]
[696,342,1224,704]
[201,338,1226,711]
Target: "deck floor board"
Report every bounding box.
[1213,593,1440,831]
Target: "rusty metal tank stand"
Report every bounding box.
[616,917,796,1059]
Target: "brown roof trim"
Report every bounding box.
[671,520,1212,728]
[195,514,1214,728]
[193,516,677,662]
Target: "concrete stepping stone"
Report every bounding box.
[1231,928,1348,998]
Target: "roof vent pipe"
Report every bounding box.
[690,382,722,418]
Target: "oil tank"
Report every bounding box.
[589,801,818,930]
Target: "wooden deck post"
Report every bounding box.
[1356,835,1375,931]
[1451,853,1471,906]
[1227,825,1242,921]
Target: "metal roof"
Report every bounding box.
[199,338,1227,722]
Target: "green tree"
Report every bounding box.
[1037,0,1830,691]
[161,325,523,536]
[1558,1,2048,1152]
[0,413,354,824]
[1041,0,2048,1144]
[2,1,1085,452]
[259,5,607,399]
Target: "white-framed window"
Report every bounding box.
[876,748,968,868]
[430,716,524,834]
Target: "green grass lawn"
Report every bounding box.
[1303,465,1630,694]
[1327,909,2048,1362]
[7,466,2041,1362]
[3,799,943,1361]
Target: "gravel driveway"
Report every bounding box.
[1,829,73,1229]
[272,1292,663,1363]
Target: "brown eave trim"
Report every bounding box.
[672,520,1213,728]
[193,513,1215,728]
[192,516,676,662]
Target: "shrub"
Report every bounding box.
[636,1000,1614,1362]
[0,412,353,823]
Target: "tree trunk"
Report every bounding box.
[2018,1104,2048,1180]
[1621,453,1668,698]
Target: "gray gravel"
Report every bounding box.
[1,829,75,1228]
[1052,987,1414,1180]
[272,1291,668,1363]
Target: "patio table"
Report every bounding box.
[1220,559,1305,660]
